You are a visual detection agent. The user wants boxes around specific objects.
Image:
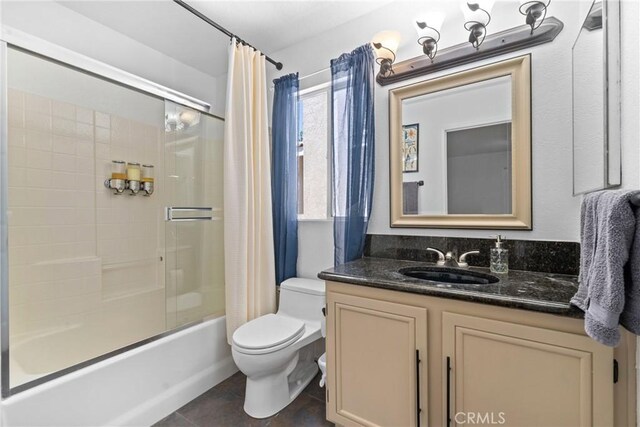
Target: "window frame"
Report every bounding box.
[297,82,333,221]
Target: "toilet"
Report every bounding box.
[231,277,326,418]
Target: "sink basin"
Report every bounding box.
[399,267,500,285]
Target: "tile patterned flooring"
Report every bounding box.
[154,371,333,427]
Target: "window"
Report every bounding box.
[297,84,331,219]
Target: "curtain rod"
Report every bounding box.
[300,66,331,81]
[270,66,331,90]
[173,0,283,70]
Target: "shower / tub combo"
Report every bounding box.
[0,31,233,425]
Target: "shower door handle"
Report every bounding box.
[165,207,219,222]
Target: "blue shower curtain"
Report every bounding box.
[331,44,376,266]
[271,73,299,284]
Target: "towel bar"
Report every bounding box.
[165,207,221,222]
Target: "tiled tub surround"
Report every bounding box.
[7,87,166,386]
[318,257,583,317]
[6,76,225,388]
[364,234,580,275]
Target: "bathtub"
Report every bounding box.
[9,323,105,387]
[1,317,238,426]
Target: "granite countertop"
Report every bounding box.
[318,257,584,318]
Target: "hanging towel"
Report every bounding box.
[570,190,639,346]
[621,204,640,335]
[403,182,419,214]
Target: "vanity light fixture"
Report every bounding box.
[375,0,562,85]
[179,110,200,128]
[371,31,401,78]
[165,109,200,132]
[461,0,494,49]
[415,12,445,62]
[519,0,551,34]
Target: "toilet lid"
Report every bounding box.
[233,314,305,350]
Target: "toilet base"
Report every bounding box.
[318,352,326,387]
[244,358,319,419]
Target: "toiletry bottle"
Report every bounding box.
[490,235,509,274]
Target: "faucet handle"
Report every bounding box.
[458,250,480,268]
[426,247,446,265]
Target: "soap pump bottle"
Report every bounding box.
[490,235,509,274]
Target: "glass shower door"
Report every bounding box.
[5,46,169,390]
[164,101,225,329]
[2,46,225,395]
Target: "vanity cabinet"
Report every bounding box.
[325,281,634,427]
[326,292,428,427]
[443,312,613,427]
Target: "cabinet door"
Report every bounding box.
[443,312,614,427]
[327,292,428,427]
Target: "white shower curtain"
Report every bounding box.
[223,39,276,343]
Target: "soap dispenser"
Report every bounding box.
[490,235,509,274]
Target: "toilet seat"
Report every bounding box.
[233,314,305,355]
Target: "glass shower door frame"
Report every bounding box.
[0,31,223,398]
[164,99,225,331]
[0,39,12,398]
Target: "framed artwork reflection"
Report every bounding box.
[402,123,419,173]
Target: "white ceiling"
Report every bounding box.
[58,0,394,76]
[56,0,581,79]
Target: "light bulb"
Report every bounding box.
[460,0,494,26]
[371,31,401,62]
[414,12,445,40]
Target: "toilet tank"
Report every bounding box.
[278,278,325,323]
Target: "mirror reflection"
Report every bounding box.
[572,0,621,194]
[401,76,512,216]
[390,55,530,229]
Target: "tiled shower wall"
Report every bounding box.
[7,87,165,385]
[5,46,225,388]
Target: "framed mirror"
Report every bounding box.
[389,55,531,229]
[572,0,621,195]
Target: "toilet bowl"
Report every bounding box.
[231,277,325,419]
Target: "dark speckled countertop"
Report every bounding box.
[318,257,584,318]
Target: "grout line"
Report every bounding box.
[222,373,246,399]
[173,411,199,427]
[304,391,327,404]
[163,373,329,427]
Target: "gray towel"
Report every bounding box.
[621,205,640,334]
[403,182,419,215]
[570,190,639,346]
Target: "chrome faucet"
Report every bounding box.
[426,247,480,268]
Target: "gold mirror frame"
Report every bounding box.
[389,55,532,229]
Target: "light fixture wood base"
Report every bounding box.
[377,17,563,86]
